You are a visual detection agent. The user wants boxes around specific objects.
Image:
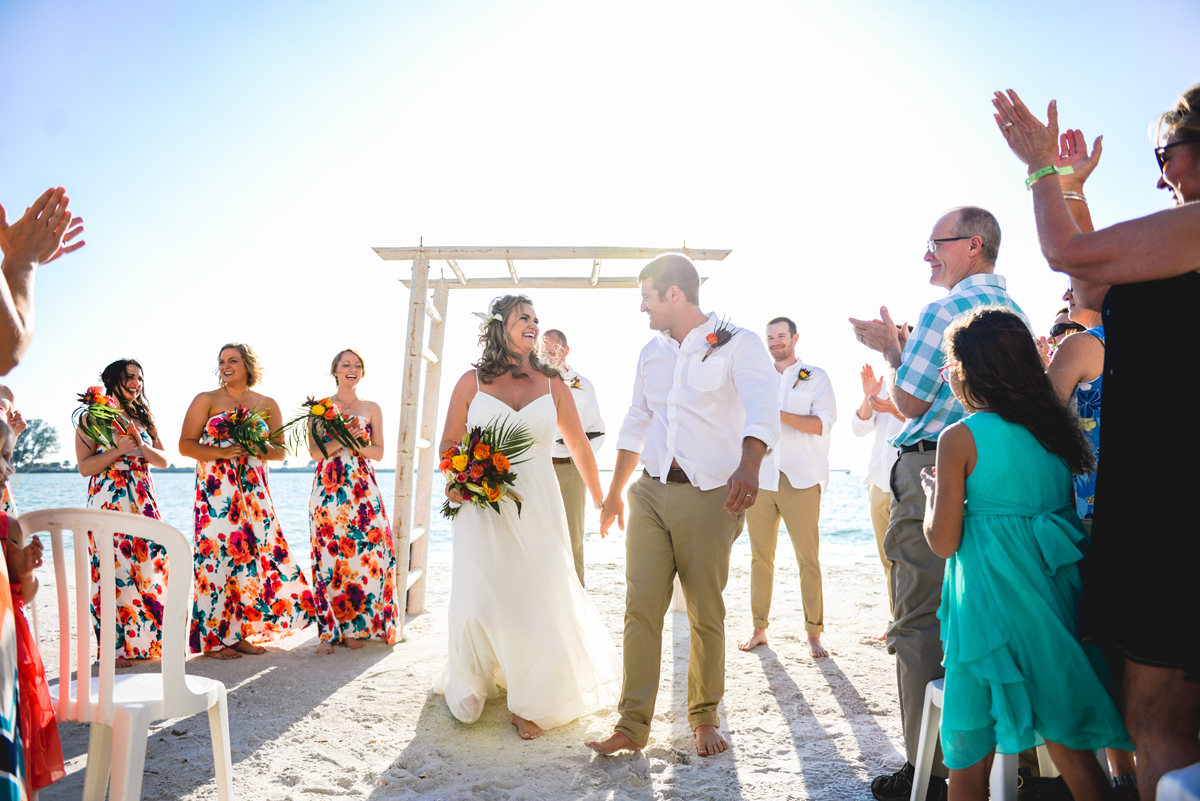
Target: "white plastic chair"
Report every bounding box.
[1159,762,1200,801]
[910,677,1056,801]
[20,508,232,801]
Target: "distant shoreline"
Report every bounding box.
[15,466,399,474]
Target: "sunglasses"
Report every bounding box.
[1155,139,1200,171]
[1049,322,1087,338]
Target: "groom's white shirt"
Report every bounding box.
[615,312,781,491]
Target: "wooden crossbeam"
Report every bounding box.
[375,246,732,261]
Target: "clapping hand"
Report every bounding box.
[860,364,883,398]
[1036,336,1054,367]
[6,409,25,437]
[993,90,1059,171]
[0,188,86,266]
[1056,128,1103,191]
[868,395,902,420]
[920,466,937,501]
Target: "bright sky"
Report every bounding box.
[1,0,1195,474]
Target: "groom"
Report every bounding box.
[586,253,780,757]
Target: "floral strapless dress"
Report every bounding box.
[188,414,314,653]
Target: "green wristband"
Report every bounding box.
[1025,164,1074,190]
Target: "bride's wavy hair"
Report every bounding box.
[474,294,559,385]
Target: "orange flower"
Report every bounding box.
[706,332,718,344]
[339,537,357,558]
[324,407,337,420]
[492,452,510,471]
[270,598,292,618]
[473,443,491,460]
[439,458,453,472]
[484,483,502,502]
[244,606,264,623]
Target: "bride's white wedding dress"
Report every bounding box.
[433,379,621,729]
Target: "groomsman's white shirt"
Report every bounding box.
[757,361,837,493]
[552,367,605,459]
[616,312,781,491]
[850,382,904,492]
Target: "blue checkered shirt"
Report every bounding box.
[889,273,1029,447]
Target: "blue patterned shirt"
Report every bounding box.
[1072,326,1104,520]
[889,273,1029,447]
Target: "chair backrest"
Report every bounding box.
[17,508,194,725]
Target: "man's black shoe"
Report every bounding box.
[871,762,947,801]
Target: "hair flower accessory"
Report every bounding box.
[471,310,504,334]
[792,368,812,388]
[701,317,738,362]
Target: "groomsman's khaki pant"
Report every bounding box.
[553,458,587,586]
[868,483,894,614]
[746,476,823,634]
[615,475,744,746]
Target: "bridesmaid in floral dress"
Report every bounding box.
[308,349,397,654]
[179,343,314,659]
[75,359,169,669]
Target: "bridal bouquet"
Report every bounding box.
[276,396,368,459]
[439,417,535,519]
[206,405,274,457]
[72,386,132,449]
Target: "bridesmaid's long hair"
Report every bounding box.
[944,308,1093,475]
[474,295,559,385]
[101,358,158,439]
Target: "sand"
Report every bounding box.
[35,546,906,800]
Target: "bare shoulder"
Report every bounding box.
[452,369,479,397]
[939,420,975,450]
[1052,329,1104,361]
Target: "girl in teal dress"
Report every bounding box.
[921,309,1130,801]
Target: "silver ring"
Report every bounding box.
[1004,122,1014,129]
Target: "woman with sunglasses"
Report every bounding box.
[995,83,1200,796]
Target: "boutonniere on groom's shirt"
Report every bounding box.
[568,376,583,390]
[701,317,738,362]
[792,368,812,388]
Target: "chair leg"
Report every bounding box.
[207,687,234,801]
[910,683,942,801]
[82,723,114,801]
[108,704,151,801]
[989,752,1019,801]
[1036,743,1061,778]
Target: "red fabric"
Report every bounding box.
[2,516,64,793]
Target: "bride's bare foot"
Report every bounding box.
[315,642,334,655]
[115,657,132,668]
[232,640,266,655]
[585,730,642,755]
[343,638,365,650]
[512,714,543,740]
[738,627,769,651]
[204,646,242,660]
[808,633,829,658]
[695,725,728,756]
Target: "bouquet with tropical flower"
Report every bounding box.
[206,405,274,457]
[440,417,536,519]
[276,397,369,459]
[72,386,132,449]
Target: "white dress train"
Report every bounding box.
[433,382,621,729]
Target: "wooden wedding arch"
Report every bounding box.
[373,245,731,635]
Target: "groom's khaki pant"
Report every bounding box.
[616,475,744,746]
[746,476,823,633]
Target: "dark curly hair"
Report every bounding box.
[944,308,1094,476]
[474,294,559,385]
[100,358,158,439]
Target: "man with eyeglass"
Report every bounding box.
[540,329,605,587]
[850,206,1030,801]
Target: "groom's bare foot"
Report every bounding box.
[585,730,642,755]
[232,640,266,655]
[808,633,829,658]
[512,714,543,740]
[738,627,768,651]
[695,725,728,756]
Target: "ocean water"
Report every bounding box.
[7,470,885,573]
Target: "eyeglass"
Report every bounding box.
[937,362,957,382]
[1049,322,1086,338]
[1155,139,1200,171]
[927,237,970,254]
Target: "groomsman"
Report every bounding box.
[587,253,780,757]
[540,328,606,587]
[738,317,836,659]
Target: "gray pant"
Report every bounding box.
[885,448,947,777]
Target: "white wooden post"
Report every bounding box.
[393,253,429,635]
[407,279,449,615]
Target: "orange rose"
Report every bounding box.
[324,408,337,420]
[484,483,502,502]
[473,443,491,460]
[706,333,718,344]
[244,606,264,623]
[492,453,510,472]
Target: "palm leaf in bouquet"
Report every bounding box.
[72,386,129,450]
[276,397,366,459]
[224,404,274,457]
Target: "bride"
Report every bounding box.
[433,294,621,740]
